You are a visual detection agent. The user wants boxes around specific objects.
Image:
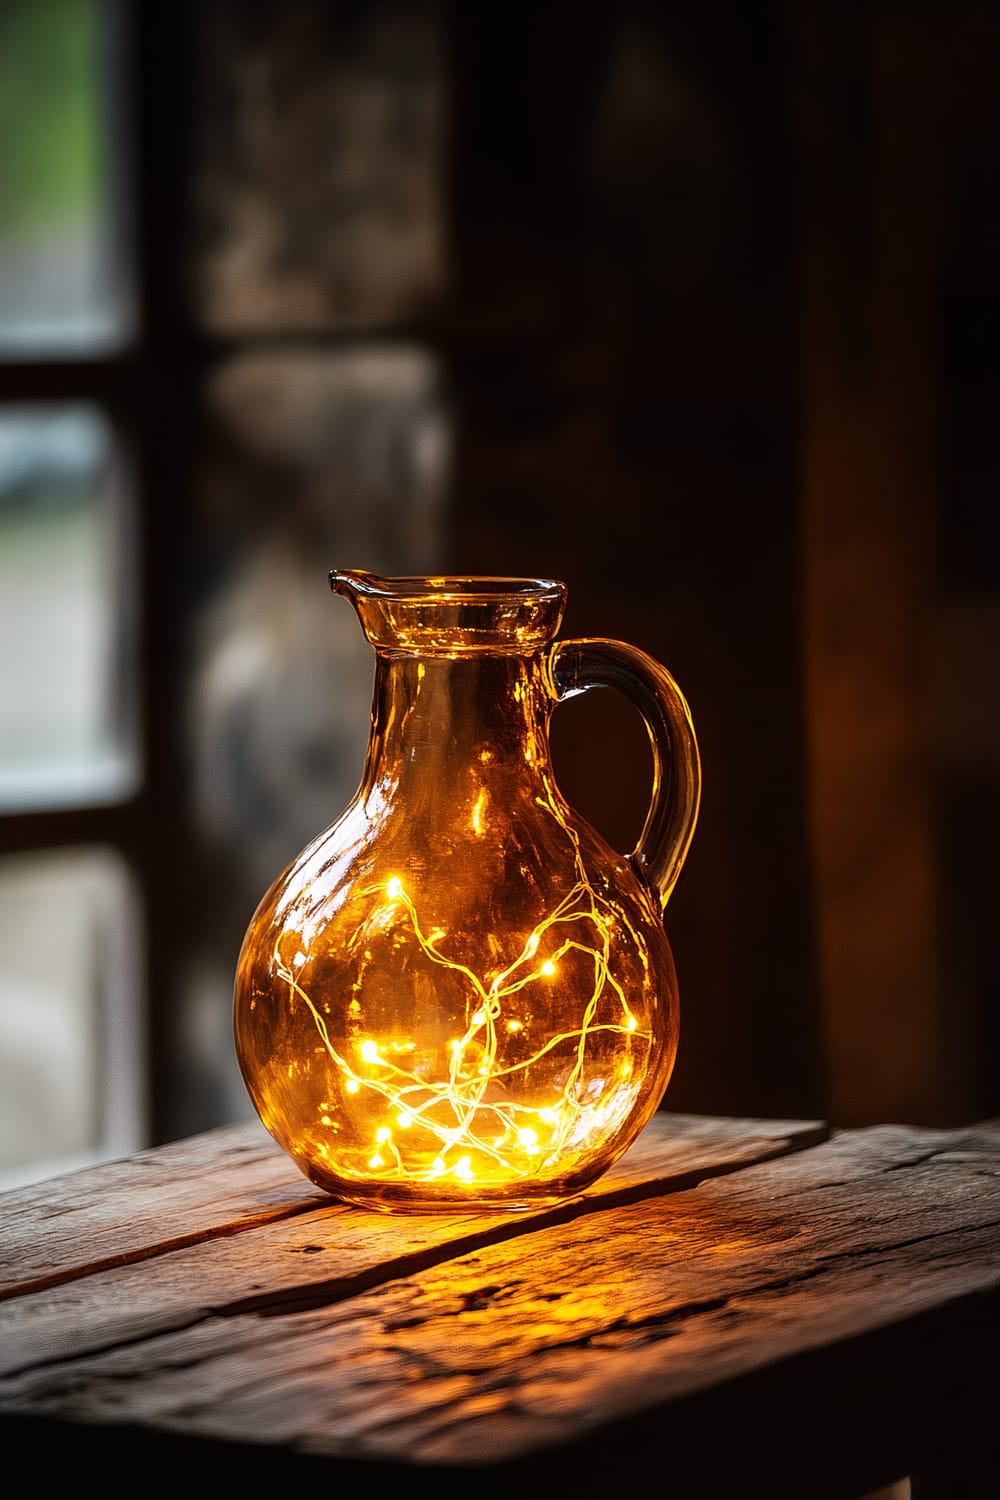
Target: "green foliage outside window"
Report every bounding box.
[0,0,102,235]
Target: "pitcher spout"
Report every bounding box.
[329,568,387,601]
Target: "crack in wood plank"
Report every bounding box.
[0,1200,327,1306]
[369,1216,1000,1361]
[220,1126,832,1319]
[0,1116,829,1310]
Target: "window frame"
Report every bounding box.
[0,2,199,1177]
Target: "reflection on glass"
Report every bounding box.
[0,846,146,1191]
[0,0,128,352]
[0,405,137,809]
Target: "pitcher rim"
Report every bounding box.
[330,569,566,604]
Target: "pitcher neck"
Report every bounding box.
[361,650,556,794]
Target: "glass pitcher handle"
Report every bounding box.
[551,638,701,909]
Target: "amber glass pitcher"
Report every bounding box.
[234,570,700,1212]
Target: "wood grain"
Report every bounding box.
[0,1119,327,1294]
[0,1113,824,1361]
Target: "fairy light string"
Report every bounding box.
[273,810,652,1189]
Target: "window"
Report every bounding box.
[0,0,454,1189]
[0,0,144,1188]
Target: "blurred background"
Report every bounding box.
[0,0,997,1189]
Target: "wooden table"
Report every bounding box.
[1,1112,997,1498]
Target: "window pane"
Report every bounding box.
[0,405,138,810]
[0,0,129,353]
[0,846,146,1190]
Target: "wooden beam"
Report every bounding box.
[796,6,957,1125]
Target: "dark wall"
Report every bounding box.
[442,4,818,1120]
[133,1,998,1143]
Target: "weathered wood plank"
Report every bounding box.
[0,1114,826,1369]
[0,1115,812,1300]
[1,1119,995,1500]
[0,1119,327,1295]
